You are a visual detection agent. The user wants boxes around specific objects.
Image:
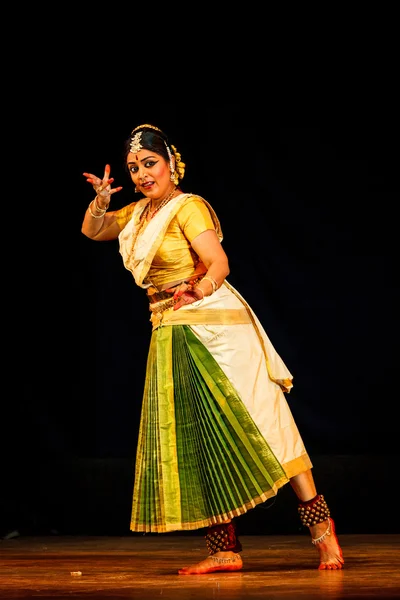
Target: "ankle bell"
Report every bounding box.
[298,494,331,527]
[205,521,242,555]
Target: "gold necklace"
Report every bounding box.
[130,187,177,253]
[148,187,177,219]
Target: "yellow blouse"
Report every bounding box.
[115,196,216,289]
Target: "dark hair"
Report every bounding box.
[123,125,186,183]
[124,126,170,164]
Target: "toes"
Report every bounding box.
[318,561,343,570]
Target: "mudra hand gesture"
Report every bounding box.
[165,277,205,311]
[83,164,123,209]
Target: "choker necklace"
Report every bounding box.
[148,187,177,219]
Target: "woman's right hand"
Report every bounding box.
[83,164,123,208]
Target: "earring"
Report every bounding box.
[135,185,140,193]
[170,170,179,185]
[169,153,177,184]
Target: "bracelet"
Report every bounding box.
[94,196,109,212]
[88,199,105,219]
[194,287,205,306]
[203,275,218,294]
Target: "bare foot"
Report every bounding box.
[178,551,243,575]
[309,518,344,570]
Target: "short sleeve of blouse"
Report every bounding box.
[114,203,136,230]
[177,197,215,242]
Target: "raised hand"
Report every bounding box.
[83,164,123,208]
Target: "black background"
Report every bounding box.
[4,94,398,537]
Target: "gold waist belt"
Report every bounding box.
[149,301,252,329]
[149,296,180,314]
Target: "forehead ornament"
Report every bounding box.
[130,131,143,154]
[129,124,163,154]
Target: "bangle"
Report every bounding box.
[203,275,218,294]
[94,196,109,212]
[88,200,105,219]
[194,287,205,305]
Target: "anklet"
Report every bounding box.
[311,518,331,545]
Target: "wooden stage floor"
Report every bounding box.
[1,534,399,599]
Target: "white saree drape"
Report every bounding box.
[120,194,312,532]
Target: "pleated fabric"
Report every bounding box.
[130,325,290,533]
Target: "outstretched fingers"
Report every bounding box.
[83,165,123,197]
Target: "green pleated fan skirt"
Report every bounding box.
[130,325,289,533]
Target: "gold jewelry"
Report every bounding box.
[194,287,205,306]
[130,204,150,247]
[94,196,109,212]
[129,188,176,252]
[131,124,162,135]
[88,200,105,219]
[166,144,185,184]
[130,124,163,154]
[130,131,144,154]
[129,124,186,183]
[166,145,177,183]
[148,187,176,219]
[203,275,218,294]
